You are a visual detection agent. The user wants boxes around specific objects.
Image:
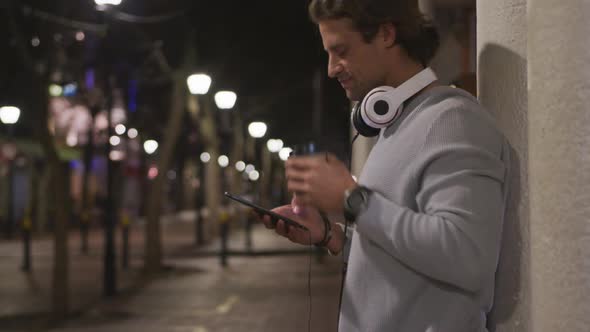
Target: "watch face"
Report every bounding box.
[349,191,365,208]
[345,187,370,221]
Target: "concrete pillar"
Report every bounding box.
[528,1,590,330]
[476,0,529,331]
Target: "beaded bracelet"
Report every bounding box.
[314,211,333,247]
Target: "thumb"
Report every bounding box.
[291,195,303,215]
[272,205,298,219]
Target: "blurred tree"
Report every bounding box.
[143,37,193,274]
[4,4,70,319]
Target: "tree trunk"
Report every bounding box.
[50,162,69,319]
[5,7,71,319]
[33,67,69,320]
[229,113,245,195]
[80,109,96,254]
[196,97,221,242]
[144,73,186,274]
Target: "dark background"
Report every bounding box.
[0,0,351,157]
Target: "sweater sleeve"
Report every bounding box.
[355,106,508,293]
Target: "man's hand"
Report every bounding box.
[259,204,325,245]
[285,153,357,214]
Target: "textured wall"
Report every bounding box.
[477,0,530,331]
[528,1,590,330]
[431,33,463,85]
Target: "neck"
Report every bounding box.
[385,57,427,88]
[384,56,439,104]
[385,49,434,89]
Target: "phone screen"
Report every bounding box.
[224,192,308,231]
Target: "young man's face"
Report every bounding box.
[319,18,388,101]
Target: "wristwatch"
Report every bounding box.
[343,185,372,222]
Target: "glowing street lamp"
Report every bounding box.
[94,0,123,11]
[115,124,126,135]
[143,140,158,155]
[214,91,237,110]
[200,152,211,163]
[127,128,138,139]
[279,147,293,161]
[76,31,85,41]
[248,122,267,138]
[248,170,260,181]
[95,0,122,5]
[266,139,284,153]
[218,155,229,168]
[245,164,255,174]
[235,161,246,172]
[187,74,212,95]
[0,106,20,125]
[109,135,121,146]
[49,84,63,97]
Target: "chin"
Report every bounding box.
[344,89,361,101]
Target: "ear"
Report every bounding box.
[379,23,397,48]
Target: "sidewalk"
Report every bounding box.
[0,212,343,332]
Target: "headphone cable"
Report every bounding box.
[306,132,360,332]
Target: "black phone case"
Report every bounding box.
[224,192,308,231]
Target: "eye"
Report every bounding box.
[336,47,348,58]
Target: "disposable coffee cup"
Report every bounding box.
[289,141,319,157]
[288,141,326,215]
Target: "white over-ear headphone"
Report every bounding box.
[351,67,438,137]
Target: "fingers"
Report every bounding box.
[286,181,311,195]
[261,214,275,229]
[272,205,297,217]
[285,168,308,183]
[276,220,311,245]
[285,156,314,170]
[275,219,290,237]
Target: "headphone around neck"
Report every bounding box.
[351,67,438,137]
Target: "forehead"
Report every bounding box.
[318,18,363,50]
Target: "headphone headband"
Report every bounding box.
[353,67,437,137]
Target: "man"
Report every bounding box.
[261,0,509,331]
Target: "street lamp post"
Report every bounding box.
[247,122,267,174]
[213,91,236,267]
[247,122,269,204]
[187,74,212,246]
[94,0,124,297]
[266,139,283,206]
[0,106,27,269]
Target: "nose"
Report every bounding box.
[327,56,343,79]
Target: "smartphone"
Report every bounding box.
[224,192,308,231]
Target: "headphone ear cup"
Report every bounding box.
[351,68,438,138]
[352,102,380,137]
[362,86,403,129]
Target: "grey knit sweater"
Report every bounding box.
[340,86,510,332]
